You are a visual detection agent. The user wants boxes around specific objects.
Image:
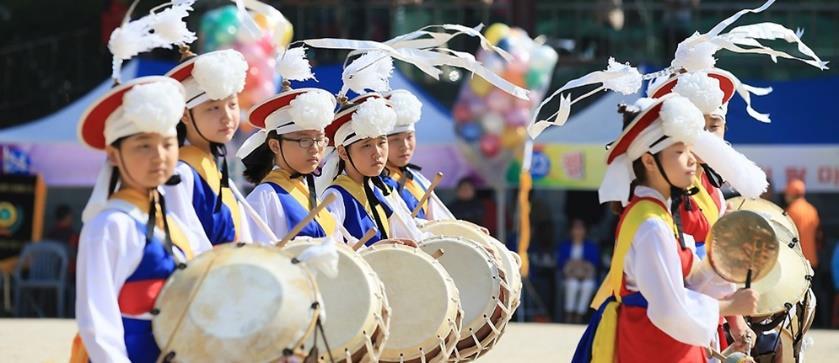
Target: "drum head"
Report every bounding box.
[739,243,812,317]
[418,236,501,337]
[360,243,459,362]
[284,240,387,360]
[153,244,320,362]
[421,220,522,310]
[727,197,802,256]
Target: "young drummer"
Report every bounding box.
[163,49,255,245]
[73,76,212,362]
[238,84,338,242]
[648,69,744,260]
[318,93,425,245]
[571,95,760,362]
[381,89,455,221]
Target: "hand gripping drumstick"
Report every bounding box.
[411,172,444,218]
[276,193,337,248]
[352,229,379,251]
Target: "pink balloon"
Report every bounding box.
[479,133,501,157]
[514,96,532,109]
[486,89,512,113]
[504,108,530,127]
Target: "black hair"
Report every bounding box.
[241,130,281,184]
[609,104,650,215]
[176,122,187,147]
[55,204,72,220]
[456,177,475,189]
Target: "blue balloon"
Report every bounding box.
[457,122,483,143]
[496,38,512,52]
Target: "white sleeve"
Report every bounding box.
[170,214,212,256]
[686,256,737,300]
[245,184,288,244]
[162,163,209,249]
[76,212,142,363]
[625,218,720,347]
[323,188,346,227]
[384,193,427,240]
[414,173,454,221]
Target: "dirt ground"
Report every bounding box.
[1,320,837,362]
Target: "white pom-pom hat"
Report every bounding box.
[326,94,397,147]
[600,93,767,205]
[385,89,422,135]
[236,88,337,159]
[79,76,186,150]
[648,68,737,118]
[166,49,249,109]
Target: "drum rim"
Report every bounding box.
[360,243,463,361]
[421,220,523,303]
[152,243,321,360]
[284,241,389,357]
[418,236,507,335]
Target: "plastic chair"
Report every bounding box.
[13,241,69,317]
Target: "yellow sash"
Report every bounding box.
[262,169,337,236]
[388,167,428,215]
[111,189,195,259]
[179,145,243,242]
[589,198,677,363]
[332,175,391,238]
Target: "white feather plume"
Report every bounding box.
[672,72,724,114]
[693,132,768,198]
[351,97,396,139]
[342,52,394,96]
[192,49,248,101]
[288,91,335,131]
[388,90,422,126]
[671,32,719,73]
[276,46,315,82]
[151,1,197,46]
[122,81,186,135]
[659,95,705,145]
[603,57,642,95]
[107,1,197,82]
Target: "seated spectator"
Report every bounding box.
[556,219,601,323]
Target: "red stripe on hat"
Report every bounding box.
[117,279,166,316]
[607,102,664,164]
[650,69,736,104]
[78,76,175,150]
[248,90,306,128]
[324,94,385,146]
[166,60,196,82]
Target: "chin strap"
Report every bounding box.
[701,163,725,189]
[363,176,389,240]
[652,153,691,250]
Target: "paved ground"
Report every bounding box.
[1,320,837,362]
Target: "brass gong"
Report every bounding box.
[707,210,779,284]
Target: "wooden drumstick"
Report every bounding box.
[352,229,378,251]
[275,193,337,248]
[411,172,443,218]
[431,248,445,260]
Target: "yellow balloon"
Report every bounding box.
[469,76,492,96]
[501,126,526,149]
[484,23,510,46]
[276,17,294,48]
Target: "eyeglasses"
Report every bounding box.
[282,136,330,149]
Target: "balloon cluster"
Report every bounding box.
[453,23,558,158]
[199,5,293,110]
